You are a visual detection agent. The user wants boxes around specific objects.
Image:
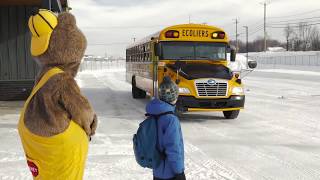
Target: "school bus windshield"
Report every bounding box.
[160,42,227,60]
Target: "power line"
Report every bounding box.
[248,26,264,37]
[233,26,264,38]
[268,20,320,26]
[230,8,320,41]
[268,9,320,19]
[229,32,245,38]
[267,22,320,28]
[247,19,264,28]
[268,16,320,24]
[233,24,264,38]
[230,15,320,37]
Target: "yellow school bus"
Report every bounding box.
[126,24,256,119]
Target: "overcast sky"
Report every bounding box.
[70,0,320,57]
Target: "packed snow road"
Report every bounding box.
[0,68,320,180]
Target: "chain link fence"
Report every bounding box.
[247,51,320,71]
[248,51,320,66]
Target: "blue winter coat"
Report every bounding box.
[146,99,185,179]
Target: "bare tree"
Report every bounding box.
[231,37,284,52]
[310,26,320,51]
[297,22,313,51]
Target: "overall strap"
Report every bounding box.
[24,67,64,108]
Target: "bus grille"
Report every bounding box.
[195,82,228,97]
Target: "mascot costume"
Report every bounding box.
[18,9,97,179]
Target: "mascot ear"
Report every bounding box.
[57,12,76,28]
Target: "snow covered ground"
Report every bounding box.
[1,67,320,180]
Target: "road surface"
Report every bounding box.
[0,68,320,180]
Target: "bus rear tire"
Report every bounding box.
[223,110,239,119]
[132,77,146,99]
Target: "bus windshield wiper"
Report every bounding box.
[179,69,189,77]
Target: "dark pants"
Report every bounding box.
[153,172,186,180]
[153,177,175,180]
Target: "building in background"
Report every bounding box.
[0,0,68,100]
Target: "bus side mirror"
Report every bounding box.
[248,61,257,69]
[230,48,236,62]
[154,43,161,57]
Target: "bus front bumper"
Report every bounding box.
[176,95,245,112]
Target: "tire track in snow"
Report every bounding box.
[184,142,245,180]
[181,119,320,180]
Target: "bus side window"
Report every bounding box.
[135,47,138,62]
[140,45,143,62]
[134,47,136,62]
[146,53,150,62]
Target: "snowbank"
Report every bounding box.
[255,69,320,76]
[227,54,253,72]
[248,51,320,57]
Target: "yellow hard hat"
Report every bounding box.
[28,9,58,56]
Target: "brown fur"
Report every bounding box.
[24,12,97,137]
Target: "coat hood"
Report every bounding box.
[146,98,175,115]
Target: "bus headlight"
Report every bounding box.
[179,87,191,94]
[232,87,244,95]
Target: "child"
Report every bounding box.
[145,76,186,180]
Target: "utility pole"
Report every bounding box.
[243,26,249,68]
[188,15,191,24]
[233,18,239,51]
[261,1,270,52]
[264,2,266,52]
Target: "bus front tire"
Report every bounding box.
[223,110,239,119]
[132,78,146,99]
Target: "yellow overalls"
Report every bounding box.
[18,67,89,180]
